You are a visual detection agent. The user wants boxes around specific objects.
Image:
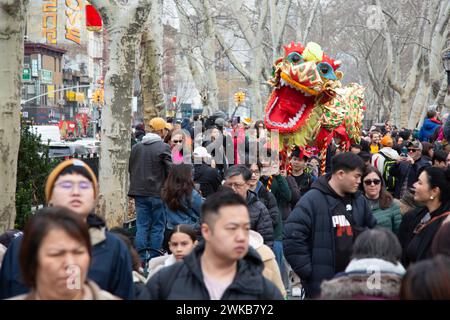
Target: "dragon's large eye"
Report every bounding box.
[317,62,337,80]
[287,52,303,65]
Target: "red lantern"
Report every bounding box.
[86,4,102,32]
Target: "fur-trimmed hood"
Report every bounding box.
[320,258,405,300]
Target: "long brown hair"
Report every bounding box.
[162,164,194,211]
[362,166,393,209]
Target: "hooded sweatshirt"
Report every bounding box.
[283,174,376,298]
[128,132,172,197]
[312,176,357,273]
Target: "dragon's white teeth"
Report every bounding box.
[304,92,311,97]
[267,98,310,129]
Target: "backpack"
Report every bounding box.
[380,152,397,192]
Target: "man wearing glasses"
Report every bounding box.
[390,140,431,199]
[223,165,274,248]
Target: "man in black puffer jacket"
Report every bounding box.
[284,153,377,298]
[224,165,274,248]
[143,190,283,300]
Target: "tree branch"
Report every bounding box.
[302,0,320,43]
[215,30,252,81]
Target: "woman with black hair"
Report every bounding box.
[9,207,118,300]
[161,164,203,248]
[398,167,450,266]
[362,166,402,234]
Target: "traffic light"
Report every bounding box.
[234,91,245,104]
[91,89,104,105]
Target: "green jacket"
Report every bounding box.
[261,175,292,240]
[367,198,402,234]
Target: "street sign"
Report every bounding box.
[22,68,31,81]
[31,60,38,77]
[41,69,53,84]
[22,111,29,118]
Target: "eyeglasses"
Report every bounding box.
[172,140,183,144]
[224,182,247,189]
[250,170,260,176]
[55,181,93,192]
[408,148,418,153]
[363,179,381,186]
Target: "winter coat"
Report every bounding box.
[164,190,203,230]
[143,242,284,300]
[247,191,274,248]
[398,201,450,267]
[286,176,302,212]
[193,163,222,198]
[9,280,120,300]
[419,118,441,142]
[0,214,134,300]
[320,258,405,300]
[249,230,287,297]
[261,175,292,239]
[366,198,402,234]
[128,133,172,197]
[146,254,176,281]
[254,181,281,239]
[283,175,377,298]
[390,156,431,199]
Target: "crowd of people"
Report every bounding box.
[1,109,450,300]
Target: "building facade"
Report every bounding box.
[22,0,104,126]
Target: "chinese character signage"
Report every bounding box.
[43,0,57,44]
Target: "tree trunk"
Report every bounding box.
[408,78,430,129]
[140,0,164,129]
[0,0,28,233]
[91,0,152,228]
[201,0,219,114]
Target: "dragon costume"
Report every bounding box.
[264,41,365,174]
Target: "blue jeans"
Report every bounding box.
[273,240,288,286]
[134,196,166,263]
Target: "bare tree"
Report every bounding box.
[140,0,165,129]
[90,0,153,227]
[215,0,270,119]
[174,0,220,114]
[0,0,28,233]
[379,0,450,128]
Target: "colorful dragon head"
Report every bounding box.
[264,41,343,133]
